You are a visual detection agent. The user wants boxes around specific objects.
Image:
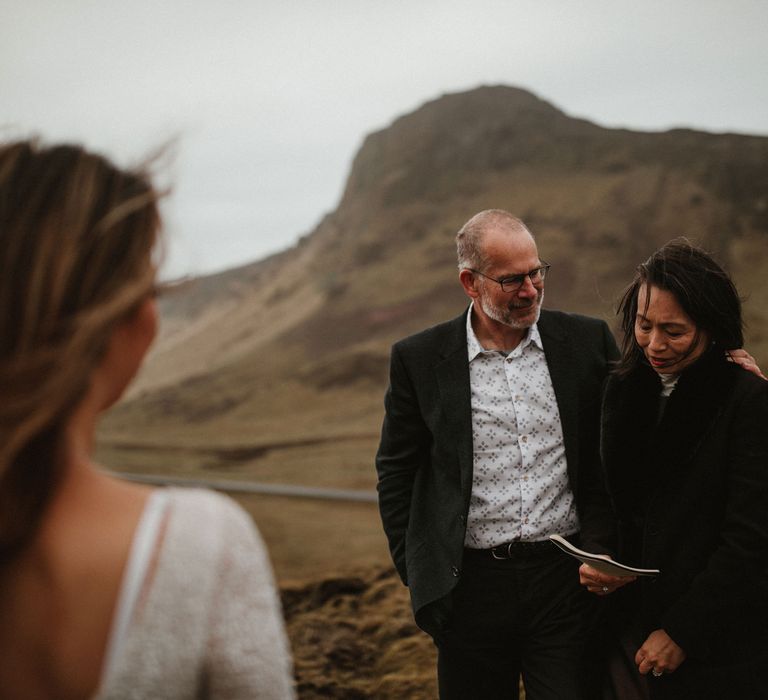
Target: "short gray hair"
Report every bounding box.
[456,209,532,271]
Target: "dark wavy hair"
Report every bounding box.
[615,241,743,376]
[0,139,161,564]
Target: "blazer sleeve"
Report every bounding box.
[375,342,432,585]
[576,320,621,556]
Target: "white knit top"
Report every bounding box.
[94,487,295,699]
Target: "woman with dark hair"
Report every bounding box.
[580,241,768,699]
[0,140,295,699]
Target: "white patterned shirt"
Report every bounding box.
[464,305,580,548]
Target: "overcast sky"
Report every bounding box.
[3,0,767,279]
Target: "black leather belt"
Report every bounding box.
[466,539,555,560]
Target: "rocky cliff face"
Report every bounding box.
[104,85,768,459]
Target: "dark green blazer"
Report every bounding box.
[375,307,618,635]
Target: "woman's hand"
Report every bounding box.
[578,562,635,595]
[635,629,686,676]
[727,348,766,380]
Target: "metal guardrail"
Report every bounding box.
[109,471,379,503]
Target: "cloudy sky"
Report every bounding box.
[3,0,766,279]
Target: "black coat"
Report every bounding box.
[375,308,618,636]
[601,349,768,697]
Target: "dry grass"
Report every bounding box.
[282,567,438,698]
[280,563,527,699]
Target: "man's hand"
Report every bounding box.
[578,562,635,595]
[635,629,686,676]
[727,349,766,380]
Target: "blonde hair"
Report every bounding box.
[0,140,161,561]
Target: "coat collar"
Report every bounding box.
[602,348,734,511]
[538,311,579,475]
[434,309,473,494]
[437,307,470,359]
[464,303,545,360]
[436,306,566,355]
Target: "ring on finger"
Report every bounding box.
[652,668,663,677]
[602,586,609,593]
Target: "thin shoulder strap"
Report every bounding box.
[100,489,170,680]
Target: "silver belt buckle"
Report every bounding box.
[491,542,513,560]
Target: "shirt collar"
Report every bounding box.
[466,303,543,361]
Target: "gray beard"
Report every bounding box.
[479,290,543,329]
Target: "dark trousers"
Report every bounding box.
[435,546,606,700]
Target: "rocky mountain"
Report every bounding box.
[99,84,768,485]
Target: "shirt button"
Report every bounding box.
[521,435,528,443]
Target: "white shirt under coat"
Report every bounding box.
[464,305,580,548]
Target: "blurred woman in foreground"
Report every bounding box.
[580,242,768,699]
[0,140,295,699]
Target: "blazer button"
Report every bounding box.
[451,566,460,577]
[458,514,466,524]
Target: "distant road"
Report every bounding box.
[110,471,378,503]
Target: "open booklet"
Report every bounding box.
[549,534,660,577]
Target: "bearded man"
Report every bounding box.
[375,209,618,699]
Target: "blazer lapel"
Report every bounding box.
[435,312,474,496]
[537,312,580,476]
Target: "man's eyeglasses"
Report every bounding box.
[468,262,551,292]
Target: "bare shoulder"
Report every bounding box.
[0,476,156,698]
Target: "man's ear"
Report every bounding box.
[459,269,480,299]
